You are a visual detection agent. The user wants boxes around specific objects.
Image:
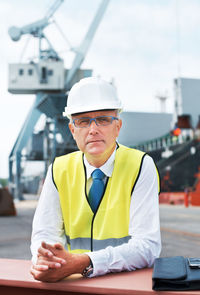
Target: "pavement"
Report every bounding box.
[0,196,200,260]
[0,195,37,260]
[160,205,200,257]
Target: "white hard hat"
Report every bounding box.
[63,77,123,118]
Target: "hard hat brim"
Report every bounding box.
[63,104,123,119]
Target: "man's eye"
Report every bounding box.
[80,119,88,123]
[77,119,90,126]
[97,117,110,123]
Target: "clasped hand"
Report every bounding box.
[30,241,90,282]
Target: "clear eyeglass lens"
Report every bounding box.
[96,116,112,125]
[75,118,90,127]
[74,116,116,128]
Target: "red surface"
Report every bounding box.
[0,259,199,295]
[190,191,200,206]
[159,192,186,205]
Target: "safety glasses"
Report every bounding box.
[73,116,118,128]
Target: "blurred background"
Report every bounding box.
[0,0,200,260]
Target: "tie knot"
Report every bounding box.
[91,169,105,180]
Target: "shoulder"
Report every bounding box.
[117,144,145,158]
[53,151,82,165]
[139,154,160,192]
[117,144,159,187]
[142,153,156,168]
[52,151,84,188]
[116,144,146,169]
[52,151,83,181]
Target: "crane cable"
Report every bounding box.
[52,18,73,50]
[19,35,31,63]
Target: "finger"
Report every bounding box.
[53,243,63,250]
[33,264,49,271]
[37,252,66,265]
[30,266,44,279]
[45,243,59,254]
[53,257,66,265]
[38,244,53,258]
[39,242,66,265]
[36,261,62,270]
[42,241,54,256]
[37,255,65,268]
[30,270,45,281]
[44,243,66,261]
[47,243,66,264]
[41,241,47,248]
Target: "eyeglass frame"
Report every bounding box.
[72,115,119,128]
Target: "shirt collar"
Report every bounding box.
[83,148,116,180]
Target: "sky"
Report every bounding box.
[1,0,200,178]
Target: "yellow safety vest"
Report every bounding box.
[53,144,158,253]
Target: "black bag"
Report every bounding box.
[152,256,200,291]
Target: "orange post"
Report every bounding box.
[184,192,189,208]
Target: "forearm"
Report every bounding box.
[64,253,91,275]
[88,236,161,277]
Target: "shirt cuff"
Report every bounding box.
[31,255,37,265]
[86,249,109,277]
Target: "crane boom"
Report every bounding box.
[65,0,110,89]
[8,0,64,41]
[45,0,64,19]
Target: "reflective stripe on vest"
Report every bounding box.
[66,235,131,251]
[53,144,156,253]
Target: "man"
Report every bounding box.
[30,77,161,282]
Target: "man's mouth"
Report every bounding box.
[87,139,103,144]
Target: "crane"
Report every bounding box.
[8,0,110,200]
[8,0,64,59]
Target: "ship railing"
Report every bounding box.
[132,130,195,153]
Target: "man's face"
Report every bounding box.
[69,110,122,162]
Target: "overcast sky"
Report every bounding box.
[1,0,200,177]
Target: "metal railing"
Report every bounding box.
[132,129,195,152]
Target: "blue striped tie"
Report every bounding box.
[88,169,105,213]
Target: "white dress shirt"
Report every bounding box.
[31,149,161,277]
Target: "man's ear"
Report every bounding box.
[116,119,122,136]
[68,122,75,139]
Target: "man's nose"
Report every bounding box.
[88,119,99,133]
